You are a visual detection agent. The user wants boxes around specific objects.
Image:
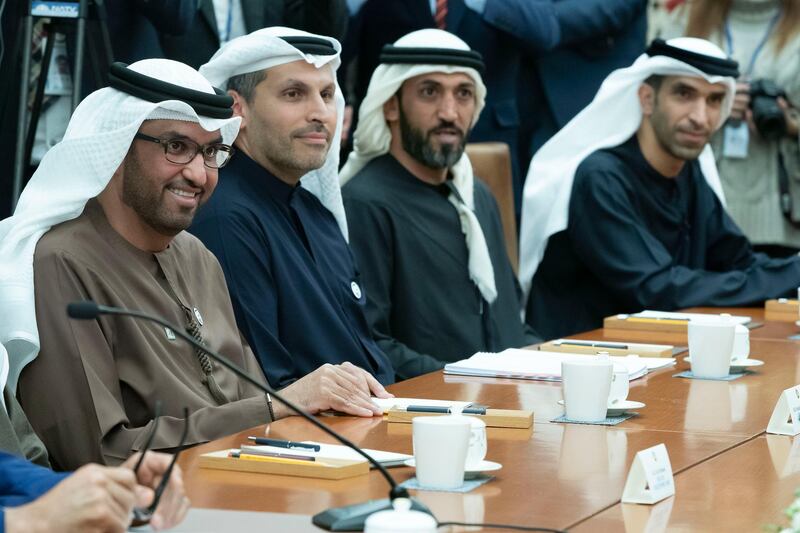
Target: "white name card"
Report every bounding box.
[767,385,800,436]
[621,443,675,505]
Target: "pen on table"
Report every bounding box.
[234,448,316,462]
[248,436,321,451]
[405,405,488,415]
[229,451,317,465]
[560,341,628,349]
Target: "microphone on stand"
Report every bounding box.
[67,300,432,531]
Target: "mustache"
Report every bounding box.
[292,123,331,140]
[427,121,466,138]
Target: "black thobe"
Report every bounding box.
[527,136,800,339]
[190,152,395,389]
[343,155,538,381]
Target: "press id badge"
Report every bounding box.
[723,121,749,159]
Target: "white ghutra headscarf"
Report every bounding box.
[200,26,348,239]
[518,37,739,300]
[0,59,241,394]
[340,29,498,304]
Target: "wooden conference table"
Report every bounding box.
[177,306,800,531]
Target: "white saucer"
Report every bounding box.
[684,357,764,370]
[557,399,645,416]
[796,320,800,327]
[403,458,502,478]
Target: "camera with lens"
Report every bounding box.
[749,79,788,140]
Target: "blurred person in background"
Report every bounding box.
[657,0,800,256]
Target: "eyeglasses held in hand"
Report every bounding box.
[134,133,234,169]
[130,402,190,525]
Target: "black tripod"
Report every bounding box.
[11,0,113,209]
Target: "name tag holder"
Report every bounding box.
[621,443,675,505]
[767,385,800,436]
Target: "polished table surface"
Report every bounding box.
[572,435,800,532]
[176,306,800,531]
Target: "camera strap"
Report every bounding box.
[724,12,780,77]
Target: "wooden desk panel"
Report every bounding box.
[178,419,743,531]
[571,435,800,532]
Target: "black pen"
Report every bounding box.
[405,405,487,415]
[247,436,321,451]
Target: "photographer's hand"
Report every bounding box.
[730,82,750,121]
[778,97,799,138]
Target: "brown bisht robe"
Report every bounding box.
[18,199,272,471]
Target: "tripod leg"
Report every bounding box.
[12,13,34,208]
[72,0,90,110]
[24,21,57,174]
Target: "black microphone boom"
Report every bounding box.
[67,300,431,531]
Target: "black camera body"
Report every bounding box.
[749,79,788,140]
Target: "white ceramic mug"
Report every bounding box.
[608,366,629,405]
[688,321,735,378]
[412,416,471,489]
[732,324,749,362]
[561,357,613,422]
[465,417,487,469]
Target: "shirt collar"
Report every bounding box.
[228,150,301,205]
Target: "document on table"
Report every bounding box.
[243,442,412,468]
[626,310,751,325]
[443,349,674,382]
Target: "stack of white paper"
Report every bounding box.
[443,349,674,382]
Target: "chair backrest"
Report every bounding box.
[464,142,518,273]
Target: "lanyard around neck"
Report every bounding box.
[724,11,781,77]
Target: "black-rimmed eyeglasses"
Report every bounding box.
[130,403,190,525]
[134,133,234,169]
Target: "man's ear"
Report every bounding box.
[383,95,400,123]
[638,83,656,116]
[228,90,248,130]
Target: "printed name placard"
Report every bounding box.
[767,385,800,436]
[621,443,675,505]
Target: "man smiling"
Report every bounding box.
[192,28,395,409]
[519,38,800,338]
[9,59,280,470]
[340,30,537,381]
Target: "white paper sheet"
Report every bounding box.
[371,397,473,413]
[629,310,751,325]
[443,349,674,382]
[241,443,412,467]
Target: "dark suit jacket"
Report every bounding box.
[512,0,647,159]
[341,0,558,197]
[160,0,348,70]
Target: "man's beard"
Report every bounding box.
[398,105,468,169]
[121,152,200,237]
[255,120,331,178]
[650,107,710,163]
